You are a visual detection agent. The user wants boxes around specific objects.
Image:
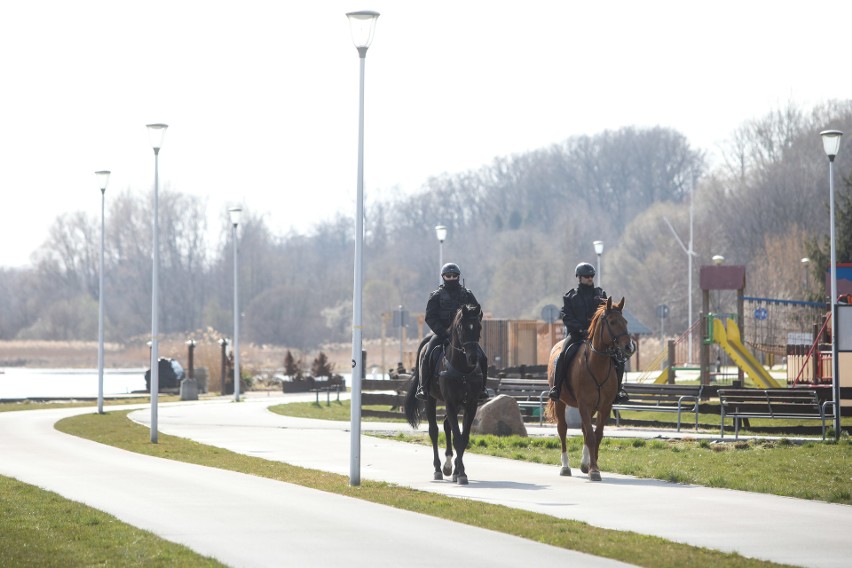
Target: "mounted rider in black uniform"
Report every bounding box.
[548,262,629,403]
[415,262,490,402]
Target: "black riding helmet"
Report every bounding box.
[441,263,461,277]
[575,262,596,278]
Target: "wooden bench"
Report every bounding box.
[613,384,703,431]
[496,377,550,425]
[718,388,833,439]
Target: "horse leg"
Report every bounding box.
[578,406,595,477]
[555,401,571,476]
[444,402,465,484]
[426,398,442,480]
[588,406,611,482]
[452,401,478,485]
[442,415,453,477]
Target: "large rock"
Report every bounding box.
[472,395,527,437]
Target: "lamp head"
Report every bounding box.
[801,257,810,265]
[95,170,110,193]
[593,240,604,255]
[820,129,843,160]
[435,224,447,243]
[146,123,169,151]
[712,255,725,266]
[346,11,380,51]
[228,207,243,227]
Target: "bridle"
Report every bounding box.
[588,309,631,364]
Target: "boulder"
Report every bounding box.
[179,378,199,401]
[472,394,527,437]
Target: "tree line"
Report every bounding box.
[2,100,851,352]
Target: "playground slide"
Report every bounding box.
[652,366,669,384]
[712,319,781,388]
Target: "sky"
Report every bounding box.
[1,0,851,268]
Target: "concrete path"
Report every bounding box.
[2,394,850,568]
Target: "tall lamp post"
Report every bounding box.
[146,123,167,443]
[346,9,379,487]
[593,240,604,288]
[435,225,447,283]
[95,170,110,414]
[229,207,242,402]
[820,129,843,440]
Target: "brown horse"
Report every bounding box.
[545,297,635,481]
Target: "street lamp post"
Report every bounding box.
[146,123,167,443]
[435,225,447,284]
[346,9,379,487]
[593,241,603,288]
[95,170,110,414]
[820,129,843,441]
[229,207,242,402]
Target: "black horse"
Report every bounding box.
[404,304,484,485]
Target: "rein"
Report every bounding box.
[582,308,628,408]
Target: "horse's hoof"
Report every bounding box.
[433,472,443,481]
[580,464,589,474]
[442,464,453,476]
[589,471,602,482]
[560,467,572,477]
[451,473,458,482]
[457,475,469,485]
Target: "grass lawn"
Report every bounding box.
[271,400,852,505]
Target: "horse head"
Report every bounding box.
[591,297,635,362]
[452,304,482,369]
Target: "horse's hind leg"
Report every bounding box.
[426,399,443,480]
[442,416,453,477]
[556,402,571,476]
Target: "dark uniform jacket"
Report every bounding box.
[560,283,607,336]
[425,284,479,340]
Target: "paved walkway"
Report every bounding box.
[2,394,850,567]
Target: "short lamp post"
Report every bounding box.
[820,129,843,441]
[435,225,447,284]
[146,123,167,444]
[95,170,110,414]
[229,207,242,402]
[593,240,604,288]
[346,9,379,487]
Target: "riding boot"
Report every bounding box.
[614,363,629,404]
[415,376,429,401]
[548,353,564,401]
[477,359,490,403]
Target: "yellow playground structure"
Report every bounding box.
[710,317,780,388]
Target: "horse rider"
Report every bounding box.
[415,262,490,402]
[548,262,629,404]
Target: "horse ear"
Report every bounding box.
[606,296,613,310]
[617,297,625,310]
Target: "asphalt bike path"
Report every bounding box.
[0,400,630,568]
[129,394,851,568]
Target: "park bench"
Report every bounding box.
[311,385,341,405]
[496,377,550,425]
[612,383,703,431]
[718,388,833,439]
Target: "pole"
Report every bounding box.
[350,48,367,486]
[233,222,240,402]
[97,185,105,414]
[439,241,443,285]
[150,148,160,443]
[829,158,841,440]
[596,253,601,289]
[687,175,694,364]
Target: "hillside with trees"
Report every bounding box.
[2,101,851,355]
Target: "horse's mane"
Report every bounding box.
[587,300,618,338]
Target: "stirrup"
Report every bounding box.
[548,386,560,401]
[415,386,428,401]
[614,389,629,404]
[477,390,490,402]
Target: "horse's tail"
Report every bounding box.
[403,374,422,429]
[545,399,557,423]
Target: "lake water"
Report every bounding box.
[0,368,399,400]
[0,368,148,400]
